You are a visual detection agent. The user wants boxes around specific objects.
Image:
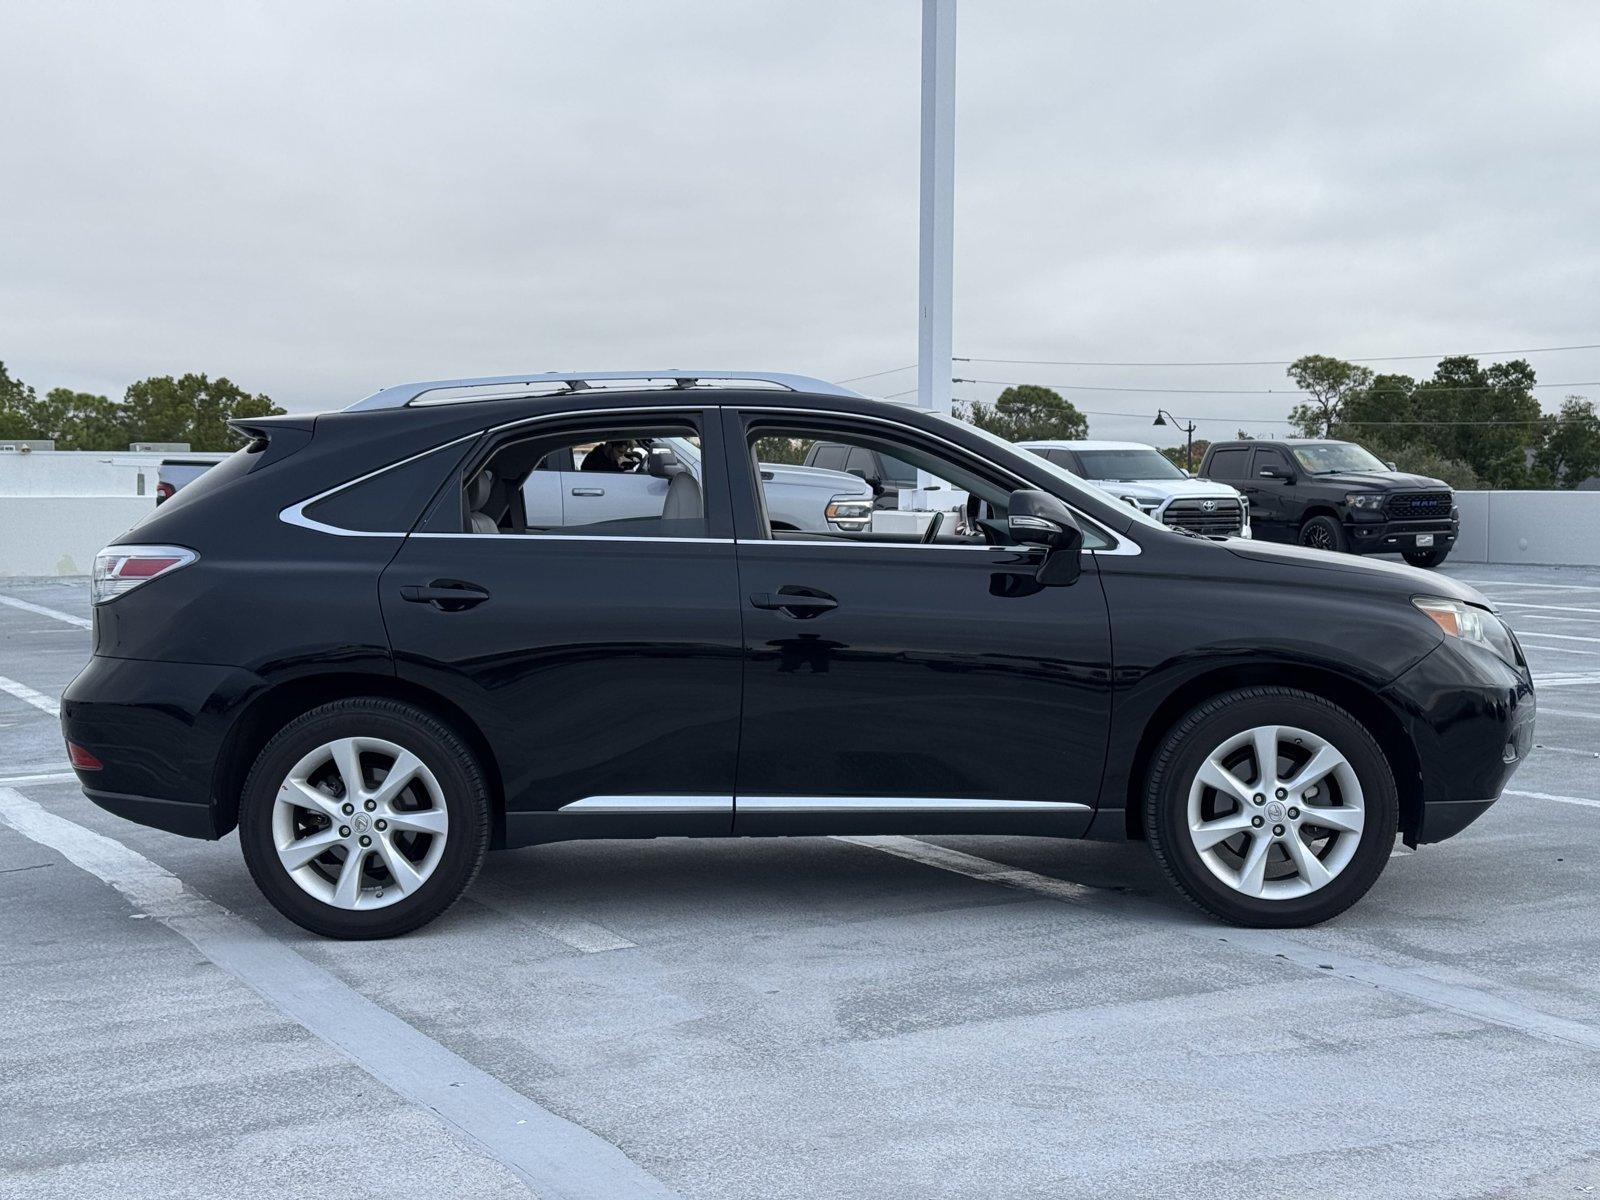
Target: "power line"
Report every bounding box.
[953,376,1600,396]
[837,364,916,384]
[955,342,1600,369]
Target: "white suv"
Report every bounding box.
[1019,439,1251,538]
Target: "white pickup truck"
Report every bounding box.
[522,435,877,534]
[1018,439,1252,538]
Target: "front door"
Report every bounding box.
[726,409,1114,837]
[1248,446,1299,538]
[380,407,742,846]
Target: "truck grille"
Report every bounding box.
[1163,497,1245,536]
[1387,491,1452,519]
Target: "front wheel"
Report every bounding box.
[1298,515,1349,553]
[1403,547,1449,568]
[1144,687,1398,927]
[239,698,490,939]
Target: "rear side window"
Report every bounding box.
[1206,448,1250,479]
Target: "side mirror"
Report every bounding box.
[1258,466,1294,482]
[1007,489,1084,586]
[847,467,885,496]
[1385,460,1398,471]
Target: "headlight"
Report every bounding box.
[1345,493,1384,510]
[1413,597,1520,665]
[825,498,873,529]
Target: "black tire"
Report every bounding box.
[239,698,490,939]
[1144,686,1398,928]
[1402,547,1449,568]
[1298,514,1349,554]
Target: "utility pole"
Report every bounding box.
[917,0,956,417]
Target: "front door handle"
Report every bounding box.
[749,588,838,617]
[399,581,491,610]
[571,487,605,497]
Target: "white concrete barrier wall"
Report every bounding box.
[0,496,156,577]
[1450,491,1600,567]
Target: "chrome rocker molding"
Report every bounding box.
[556,796,1091,815]
[345,370,867,411]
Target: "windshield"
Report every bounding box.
[1291,442,1389,474]
[929,413,1169,535]
[1074,448,1184,481]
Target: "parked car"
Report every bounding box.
[1198,438,1458,567]
[523,434,875,534]
[1018,440,1250,538]
[155,454,229,504]
[802,440,916,508]
[64,370,1532,938]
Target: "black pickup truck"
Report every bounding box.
[1197,438,1459,567]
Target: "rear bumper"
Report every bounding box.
[1382,639,1535,845]
[60,655,261,840]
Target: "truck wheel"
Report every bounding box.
[1403,548,1449,568]
[1144,687,1398,927]
[1299,515,1349,553]
[239,698,490,939]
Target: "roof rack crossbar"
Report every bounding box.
[344,370,865,411]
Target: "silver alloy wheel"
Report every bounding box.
[271,736,449,911]
[1186,723,1365,900]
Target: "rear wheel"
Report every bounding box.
[1298,515,1349,553]
[1403,547,1449,568]
[1144,687,1397,927]
[239,698,489,939]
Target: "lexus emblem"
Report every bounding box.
[1201,499,1217,512]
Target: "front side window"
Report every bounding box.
[744,418,1115,548]
[464,421,706,538]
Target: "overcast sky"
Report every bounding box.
[2,1,1597,444]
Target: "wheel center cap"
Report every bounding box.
[1266,801,1286,822]
[353,813,371,834]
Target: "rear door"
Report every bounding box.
[379,407,743,846]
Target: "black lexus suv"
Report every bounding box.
[1198,438,1459,567]
[62,372,1532,938]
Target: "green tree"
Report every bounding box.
[1286,355,1374,437]
[1409,356,1541,487]
[40,389,128,450]
[121,373,283,450]
[0,361,42,440]
[1380,442,1483,490]
[955,385,1087,441]
[1535,395,1600,487]
[1158,439,1210,471]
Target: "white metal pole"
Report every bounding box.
[917,0,956,417]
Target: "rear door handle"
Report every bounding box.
[400,581,491,609]
[749,588,838,617]
[571,487,605,497]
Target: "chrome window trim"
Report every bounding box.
[736,796,1091,814]
[277,400,1143,557]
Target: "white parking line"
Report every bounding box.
[1507,789,1600,811]
[1539,707,1600,721]
[0,675,60,716]
[1493,601,1600,616]
[0,594,92,630]
[0,770,77,786]
[836,835,1600,1052]
[472,884,637,952]
[1528,672,1600,689]
[1518,630,1600,645]
[0,788,679,1200]
[1457,579,1600,593]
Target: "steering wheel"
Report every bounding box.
[921,511,945,544]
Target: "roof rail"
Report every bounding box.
[343,370,867,412]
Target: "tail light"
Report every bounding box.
[92,544,198,604]
[67,742,103,771]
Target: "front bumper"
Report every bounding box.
[1381,637,1534,845]
[60,655,261,839]
[1347,512,1460,556]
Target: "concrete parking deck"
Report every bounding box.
[2,564,1598,1198]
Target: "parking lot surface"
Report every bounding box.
[2,563,1599,1199]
